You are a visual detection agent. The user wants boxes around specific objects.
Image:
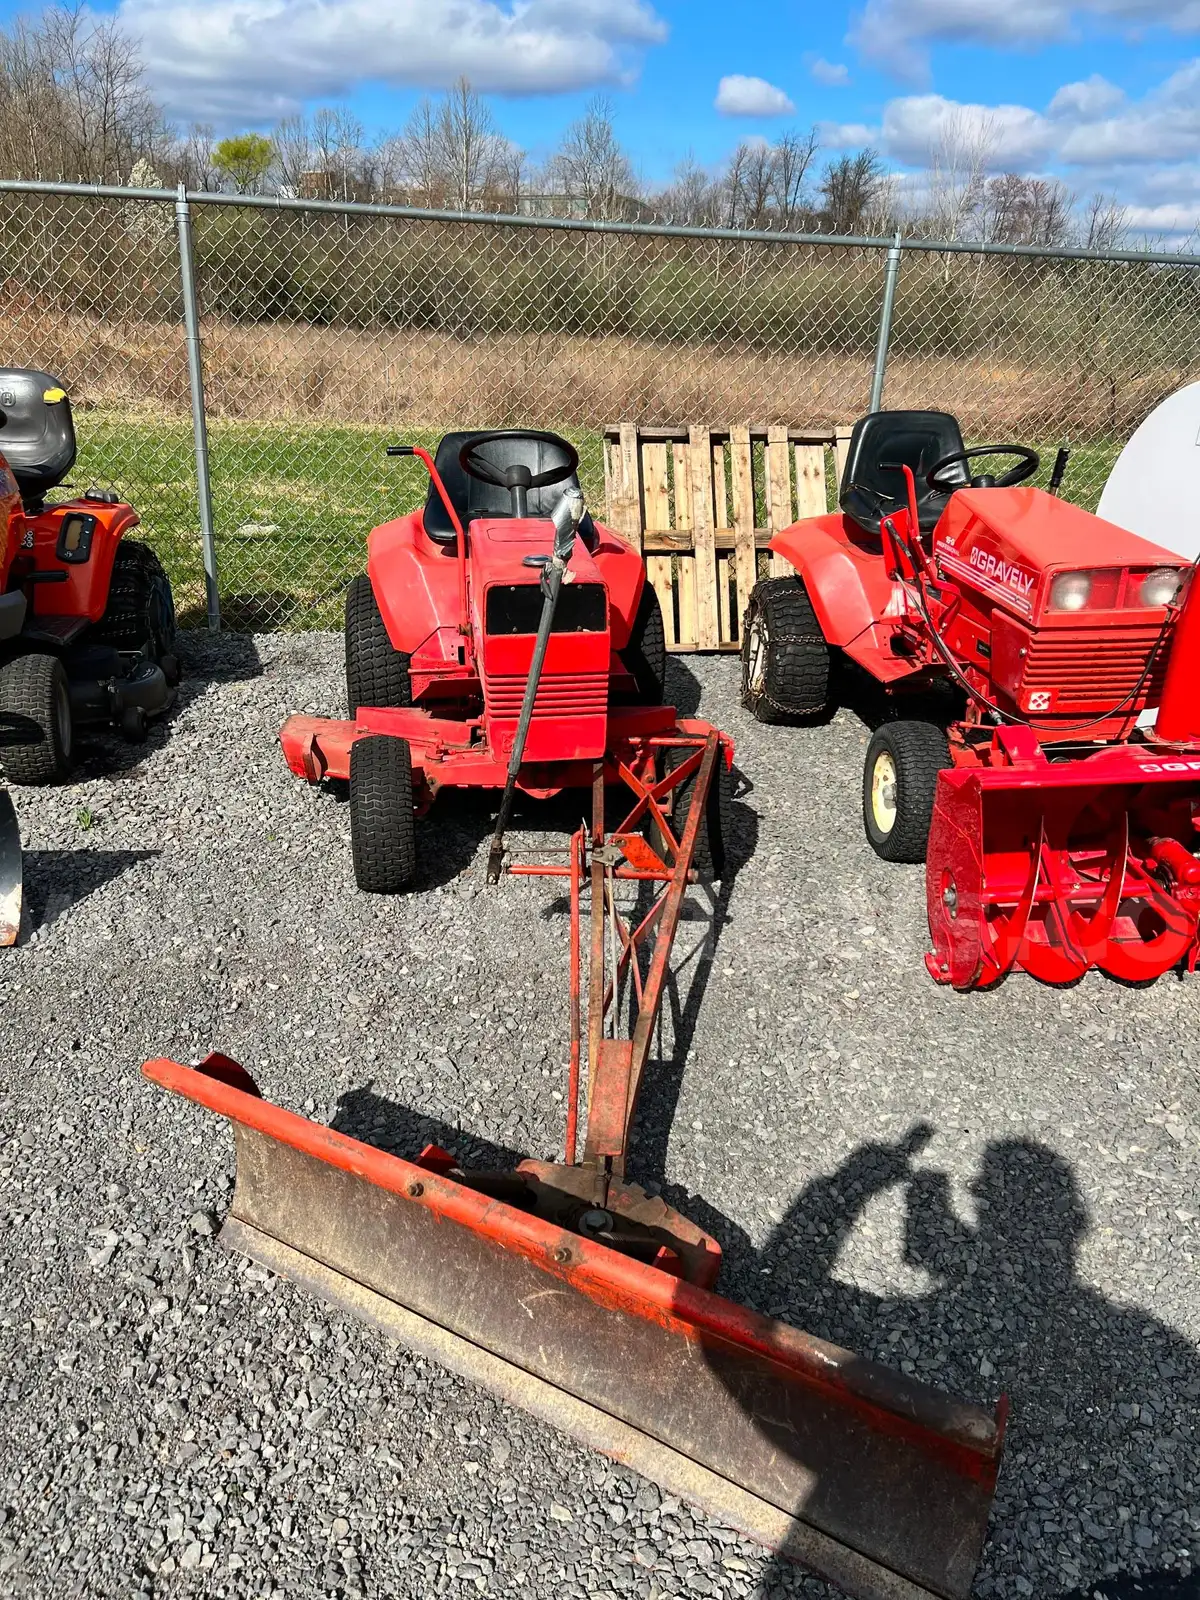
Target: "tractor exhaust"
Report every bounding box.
[145,738,1005,1599]
[0,787,21,946]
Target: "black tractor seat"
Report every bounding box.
[0,368,77,513]
[839,409,968,538]
[423,429,596,546]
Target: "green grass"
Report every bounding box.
[75,413,608,630]
[74,411,1121,632]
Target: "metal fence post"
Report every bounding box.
[174,184,220,630]
[869,233,904,413]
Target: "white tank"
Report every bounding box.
[1098,382,1200,562]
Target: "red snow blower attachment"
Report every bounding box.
[144,742,1006,1600]
[746,408,1200,989]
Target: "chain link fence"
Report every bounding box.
[2,180,1199,631]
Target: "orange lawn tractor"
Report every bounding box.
[0,368,178,943]
[742,408,1200,990]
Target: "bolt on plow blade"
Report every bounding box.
[0,788,21,947]
[143,1055,1005,1600]
[926,758,1200,991]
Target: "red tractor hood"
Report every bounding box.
[938,487,1180,582]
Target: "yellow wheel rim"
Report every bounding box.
[871,751,898,834]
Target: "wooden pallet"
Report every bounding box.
[602,423,853,653]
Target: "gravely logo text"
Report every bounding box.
[968,546,1036,596]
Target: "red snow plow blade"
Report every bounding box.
[927,734,1200,990]
[143,736,1005,1598]
[143,1053,1004,1600]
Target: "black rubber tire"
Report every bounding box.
[740,576,833,723]
[653,745,733,880]
[621,580,667,705]
[862,721,950,864]
[0,653,74,785]
[95,540,177,661]
[345,575,411,717]
[350,735,417,893]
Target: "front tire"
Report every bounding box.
[350,735,417,893]
[0,654,74,785]
[346,575,411,718]
[862,721,950,863]
[741,577,833,723]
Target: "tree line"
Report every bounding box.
[0,2,1154,251]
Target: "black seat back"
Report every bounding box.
[0,368,77,510]
[840,410,968,537]
[423,430,592,544]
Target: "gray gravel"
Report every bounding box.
[2,630,1200,1600]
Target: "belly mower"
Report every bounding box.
[743,407,1200,990]
[144,432,1006,1600]
[0,368,179,942]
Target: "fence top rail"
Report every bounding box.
[2,177,1199,270]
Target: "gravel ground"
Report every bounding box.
[2,631,1200,1600]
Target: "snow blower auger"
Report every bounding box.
[743,407,1200,990]
[143,733,1006,1600]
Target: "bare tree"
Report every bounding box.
[0,3,167,182]
[923,109,996,242]
[272,113,312,196]
[819,149,887,234]
[548,96,636,220]
[771,129,819,229]
[394,80,520,211]
[1080,191,1128,251]
[980,173,1073,246]
[656,155,722,227]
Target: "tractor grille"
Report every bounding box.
[1022,624,1169,707]
[485,672,609,718]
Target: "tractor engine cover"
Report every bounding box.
[473,517,612,765]
[933,486,1187,726]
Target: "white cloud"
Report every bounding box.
[1047,74,1126,119]
[882,94,1053,168]
[118,0,668,121]
[810,57,851,86]
[817,119,878,147]
[849,0,1200,86]
[714,74,795,116]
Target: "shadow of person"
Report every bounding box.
[731,1132,1200,1599]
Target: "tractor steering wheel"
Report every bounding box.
[926,444,1040,494]
[459,431,580,521]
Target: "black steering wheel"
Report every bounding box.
[460,429,578,484]
[927,444,1039,494]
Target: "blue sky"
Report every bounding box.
[5,0,1200,232]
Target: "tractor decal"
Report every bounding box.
[938,550,1037,618]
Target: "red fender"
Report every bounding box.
[768,515,904,678]
[367,510,461,657]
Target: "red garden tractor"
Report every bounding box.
[742,408,1200,990]
[281,429,732,887]
[0,368,178,943]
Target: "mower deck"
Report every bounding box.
[281,705,715,801]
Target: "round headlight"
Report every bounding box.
[1049,571,1092,612]
[1140,567,1183,608]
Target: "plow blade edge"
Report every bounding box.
[144,1055,1004,1600]
[0,788,21,947]
[926,753,1200,990]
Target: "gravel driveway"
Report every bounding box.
[2,631,1199,1600]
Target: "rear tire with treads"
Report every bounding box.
[863,721,950,864]
[345,575,412,717]
[350,734,417,893]
[621,580,667,705]
[740,577,833,723]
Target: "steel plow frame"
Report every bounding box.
[0,787,20,946]
[144,727,1006,1600]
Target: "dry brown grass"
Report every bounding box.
[0,298,1175,439]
